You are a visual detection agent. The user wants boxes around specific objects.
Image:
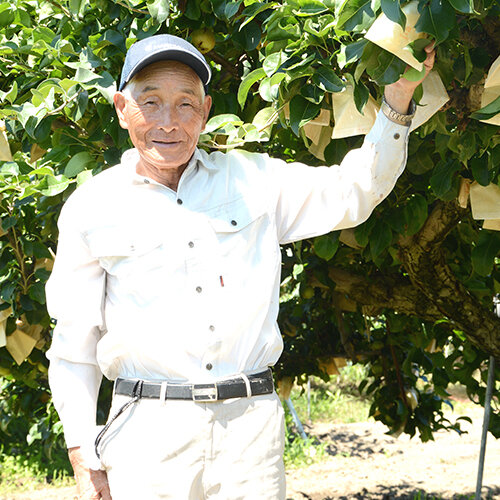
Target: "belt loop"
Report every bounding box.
[240,373,252,398]
[159,381,168,406]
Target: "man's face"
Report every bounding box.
[114,61,212,174]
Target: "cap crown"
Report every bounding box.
[119,34,211,91]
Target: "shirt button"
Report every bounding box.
[196,286,202,293]
[231,220,237,226]
[209,325,215,332]
[143,179,150,184]
[206,363,213,371]
[177,198,183,205]
[188,241,194,248]
[394,133,400,140]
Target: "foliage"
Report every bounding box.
[0,0,500,467]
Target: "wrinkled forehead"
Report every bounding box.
[125,60,205,96]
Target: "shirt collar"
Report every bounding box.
[120,147,217,186]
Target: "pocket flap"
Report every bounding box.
[84,227,163,258]
[208,197,267,233]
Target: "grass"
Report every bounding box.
[283,363,372,468]
[0,452,74,494]
[288,363,372,426]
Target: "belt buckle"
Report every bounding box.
[192,383,218,402]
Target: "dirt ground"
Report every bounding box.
[2,407,499,500]
[285,406,500,500]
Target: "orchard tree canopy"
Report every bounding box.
[0,0,499,453]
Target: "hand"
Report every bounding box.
[384,42,436,114]
[69,447,112,500]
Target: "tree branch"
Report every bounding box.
[398,200,500,358]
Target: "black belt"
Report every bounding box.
[96,369,274,459]
[114,368,274,402]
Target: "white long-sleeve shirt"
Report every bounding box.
[46,111,409,452]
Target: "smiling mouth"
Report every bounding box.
[152,140,180,145]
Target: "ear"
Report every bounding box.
[113,92,129,130]
[201,94,212,130]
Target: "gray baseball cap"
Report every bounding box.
[118,34,212,92]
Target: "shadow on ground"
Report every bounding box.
[289,484,500,500]
[317,427,402,459]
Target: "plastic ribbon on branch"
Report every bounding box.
[479,54,500,126]
[410,70,450,131]
[364,0,426,72]
[0,304,12,348]
[331,85,379,140]
[469,182,500,231]
[0,120,13,162]
[4,316,44,365]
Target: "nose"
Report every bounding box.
[157,104,179,132]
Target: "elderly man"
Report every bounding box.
[46,34,435,499]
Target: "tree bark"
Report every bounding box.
[398,200,500,358]
[317,200,500,358]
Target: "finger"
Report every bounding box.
[425,41,436,53]
[100,483,113,500]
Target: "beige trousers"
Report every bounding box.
[99,391,286,500]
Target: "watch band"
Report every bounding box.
[381,96,416,127]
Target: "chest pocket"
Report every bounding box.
[84,226,174,277]
[206,196,275,265]
[207,196,267,234]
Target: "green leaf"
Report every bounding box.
[470,154,490,186]
[259,73,285,101]
[69,0,82,16]
[295,0,329,16]
[470,95,500,121]
[0,81,17,103]
[64,152,94,178]
[353,81,369,114]
[403,66,427,82]
[239,2,278,30]
[40,175,71,197]
[370,220,393,258]
[381,0,406,30]
[447,0,475,13]
[314,233,339,261]
[205,114,243,133]
[288,95,321,136]
[407,152,434,175]
[430,159,461,199]
[300,84,324,104]
[28,282,46,304]
[147,0,170,24]
[1,216,17,232]
[368,50,406,85]
[415,0,456,44]
[252,107,277,140]
[354,216,377,247]
[312,66,344,92]
[338,39,368,68]
[263,52,286,76]
[403,195,428,236]
[238,68,266,108]
[336,0,377,32]
[472,231,500,277]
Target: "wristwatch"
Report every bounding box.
[381,96,416,127]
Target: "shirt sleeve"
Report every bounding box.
[269,111,410,244]
[45,194,106,455]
